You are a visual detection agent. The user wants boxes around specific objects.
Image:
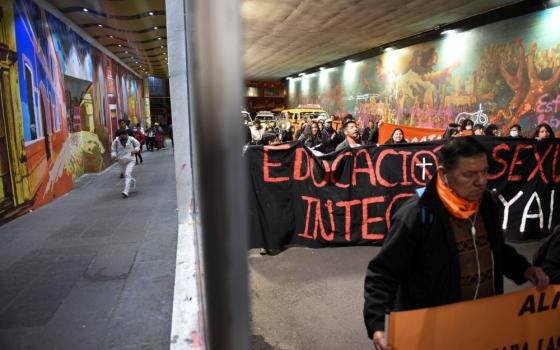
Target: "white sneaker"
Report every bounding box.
[121,191,129,198]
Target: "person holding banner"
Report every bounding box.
[384,128,407,144]
[533,123,555,140]
[363,137,549,350]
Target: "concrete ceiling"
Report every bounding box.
[243,0,521,80]
[46,0,523,81]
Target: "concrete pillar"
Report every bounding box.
[167,0,249,348]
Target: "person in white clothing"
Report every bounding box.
[111,129,141,198]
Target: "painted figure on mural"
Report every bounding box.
[283,8,560,140]
[498,39,529,115]
[515,43,560,126]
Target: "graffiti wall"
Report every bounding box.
[288,7,560,137]
[0,0,145,223]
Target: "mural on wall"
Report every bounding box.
[0,0,145,223]
[288,7,560,136]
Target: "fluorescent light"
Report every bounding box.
[441,29,457,35]
[83,8,88,12]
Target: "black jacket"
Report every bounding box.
[363,175,531,338]
[534,225,560,284]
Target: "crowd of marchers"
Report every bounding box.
[245,113,556,155]
[245,113,559,350]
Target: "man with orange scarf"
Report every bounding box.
[363,137,549,350]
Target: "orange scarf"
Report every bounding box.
[436,174,480,219]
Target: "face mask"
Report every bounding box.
[510,130,518,137]
[465,125,472,130]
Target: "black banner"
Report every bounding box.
[248,138,560,249]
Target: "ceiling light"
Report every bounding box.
[135,61,138,64]
[98,24,103,27]
[383,46,394,52]
[157,37,162,40]
[153,26,158,30]
[345,59,353,64]
[118,44,122,47]
[163,53,166,55]
[83,8,88,12]
[148,11,154,16]
[441,29,457,35]
[160,46,164,48]
[109,35,113,38]
[298,73,305,77]
[319,67,325,71]
[286,77,293,80]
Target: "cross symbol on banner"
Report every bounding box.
[415,157,434,181]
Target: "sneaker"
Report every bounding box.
[121,191,128,198]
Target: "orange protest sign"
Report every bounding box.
[387,285,560,350]
[378,123,445,144]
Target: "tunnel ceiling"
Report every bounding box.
[242,0,521,80]
[49,0,168,79]
[48,0,521,80]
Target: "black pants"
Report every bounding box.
[147,137,155,151]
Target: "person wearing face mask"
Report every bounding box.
[363,137,549,350]
[111,129,141,198]
[460,119,474,135]
[508,124,523,138]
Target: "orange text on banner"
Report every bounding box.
[387,285,560,350]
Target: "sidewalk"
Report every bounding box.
[0,148,178,350]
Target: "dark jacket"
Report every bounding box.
[363,174,531,338]
[321,127,338,153]
[304,135,323,148]
[534,225,560,284]
[368,124,380,145]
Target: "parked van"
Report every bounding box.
[279,105,328,126]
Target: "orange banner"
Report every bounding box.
[387,285,560,350]
[378,123,445,144]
